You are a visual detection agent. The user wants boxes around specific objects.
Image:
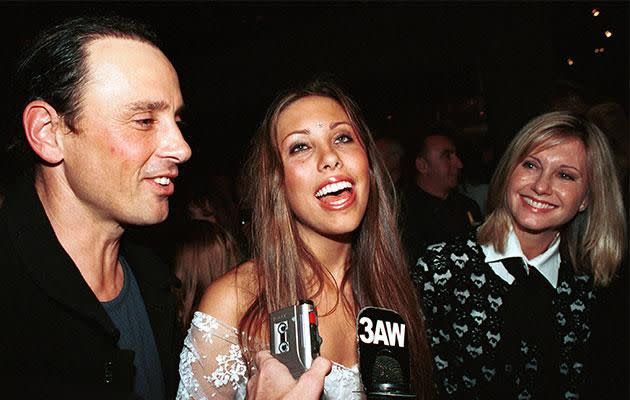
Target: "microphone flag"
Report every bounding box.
[357,306,415,399]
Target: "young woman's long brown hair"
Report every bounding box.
[239,80,434,398]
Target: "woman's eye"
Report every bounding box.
[559,172,576,181]
[289,143,309,154]
[335,134,352,144]
[522,160,536,169]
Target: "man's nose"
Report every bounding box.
[160,121,192,163]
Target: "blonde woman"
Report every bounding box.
[412,111,626,399]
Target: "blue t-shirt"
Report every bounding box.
[102,257,165,400]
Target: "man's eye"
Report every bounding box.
[289,143,309,154]
[135,118,155,128]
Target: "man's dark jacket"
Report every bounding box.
[0,176,183,399]
[399,183,482,266]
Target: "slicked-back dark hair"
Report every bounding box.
[8,15,160,166]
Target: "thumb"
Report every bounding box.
[307,356,333,376]
[285,357,332,400]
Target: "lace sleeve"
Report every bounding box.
[177,312,252,400]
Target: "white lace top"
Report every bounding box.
[177,311,365,399]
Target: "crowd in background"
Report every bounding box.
[0,9,627,400]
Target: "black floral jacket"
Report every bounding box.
[411,230,595,400]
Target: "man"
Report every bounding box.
[400,125,482,265]
[1,16,191,398]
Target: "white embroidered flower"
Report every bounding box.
[194,313,221,343]
[178,312,362,399]
[209,344,247,390]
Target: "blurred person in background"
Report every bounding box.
[375,135,405,187]
[400,122,482,265]
[173,219,243,335]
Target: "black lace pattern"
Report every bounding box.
[411,230,594,399]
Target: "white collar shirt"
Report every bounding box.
[480,227,561,288]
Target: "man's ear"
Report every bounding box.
[415,156,428,174]
[22,100,65,164]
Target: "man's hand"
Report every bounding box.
[246,350,332,400]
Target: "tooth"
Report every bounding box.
[154,177,170,186]
[316,181,352,198]
[524,197,553,209]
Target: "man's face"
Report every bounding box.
[59,37,191,226]
[417,135,463,191]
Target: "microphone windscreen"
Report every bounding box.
[372,352,405,386]
[357,307,415,398]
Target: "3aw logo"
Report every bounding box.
[358,317,406,347]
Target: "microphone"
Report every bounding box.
[357,307,415,399]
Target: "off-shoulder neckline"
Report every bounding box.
[193,310,360,371]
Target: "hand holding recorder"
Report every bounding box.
[246,300,329,400]
[269,300,323,378]
[247,351,332,400]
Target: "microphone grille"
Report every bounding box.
[371,353,405,385]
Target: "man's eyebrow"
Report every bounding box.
[125,101,186,117]
[126,100,169,112]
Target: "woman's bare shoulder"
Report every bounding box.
[197,259,259,327]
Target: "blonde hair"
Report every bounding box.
[478,111,626,286]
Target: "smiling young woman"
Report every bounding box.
[177,80,434,400]
[275,95,370,243]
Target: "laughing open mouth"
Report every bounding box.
[315,181,354,205]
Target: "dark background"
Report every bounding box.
[0,1,628,183]
[0,2,627,396]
